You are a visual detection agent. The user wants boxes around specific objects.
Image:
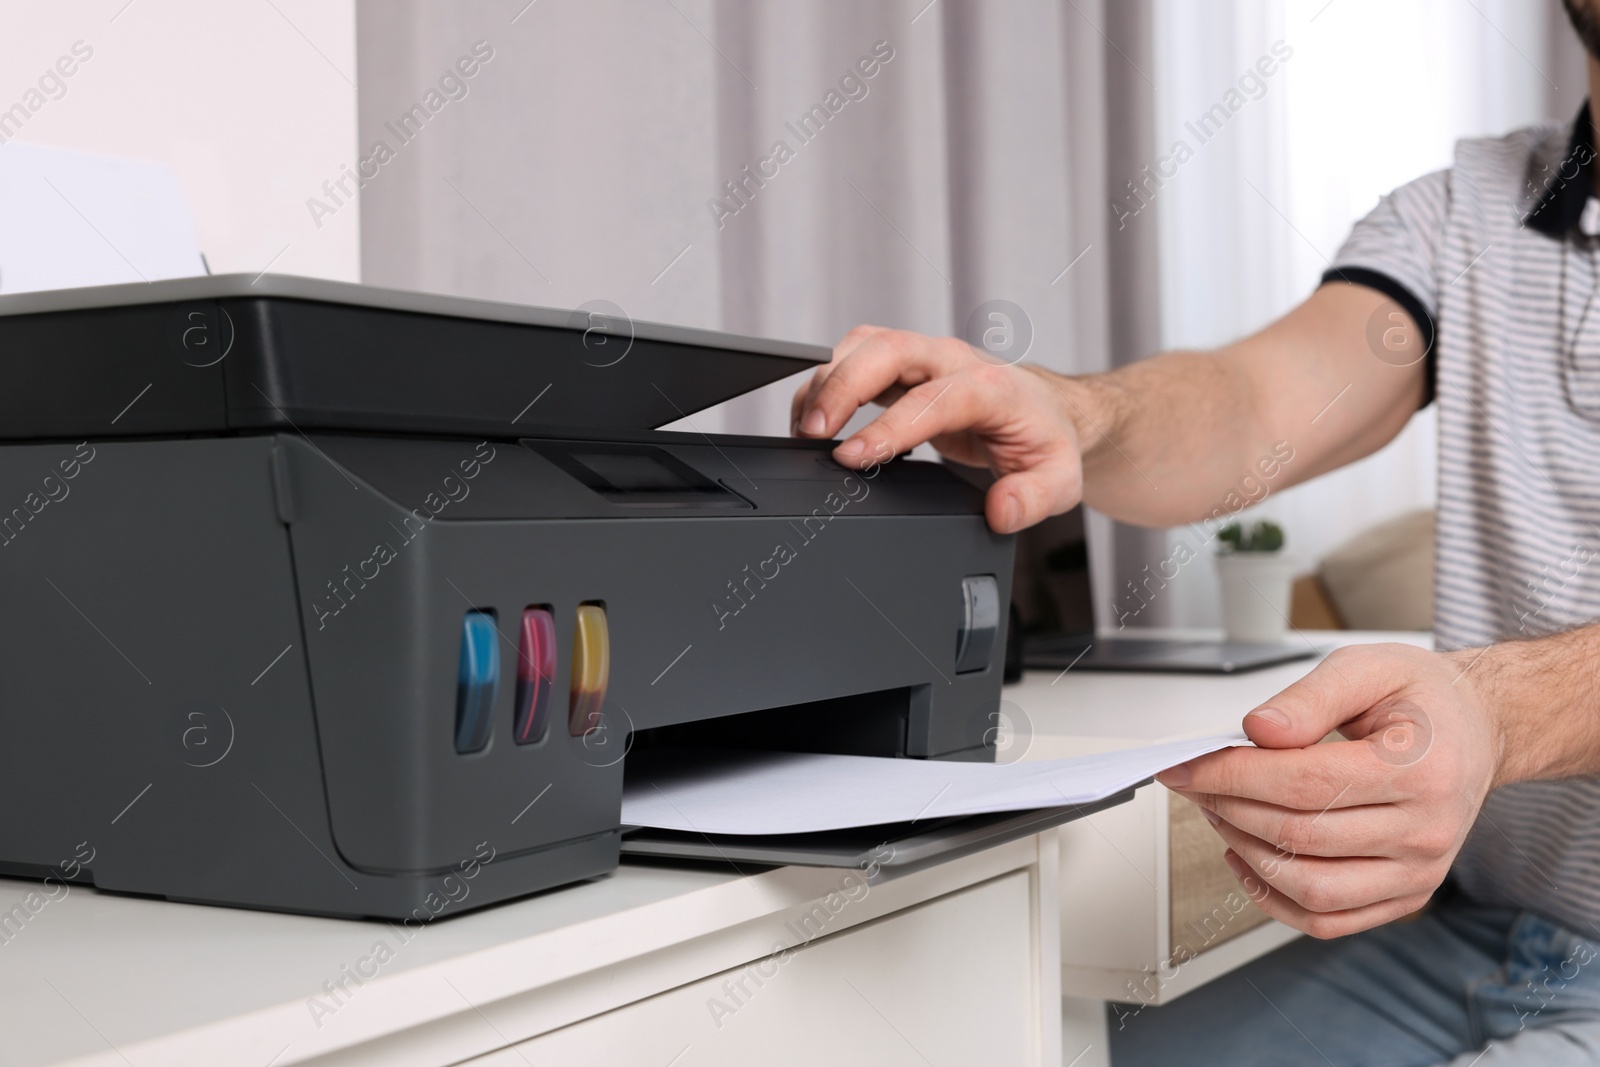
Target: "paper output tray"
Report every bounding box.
[619,785,1142,871]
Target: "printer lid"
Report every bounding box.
[0,274,830,440]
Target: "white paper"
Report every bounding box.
[621,732,1249,835]
[0,141,205,294]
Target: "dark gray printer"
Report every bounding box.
[0,275,1013,920]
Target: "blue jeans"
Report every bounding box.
[1109,895,1600,1066]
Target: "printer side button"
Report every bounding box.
[515,607,556,744]
[569,603,610,736]
[956,576,1000,674]
[455,610,500,753]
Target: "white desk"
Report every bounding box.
[0,832,1063,1066]
[3,630,1430,1067]
[1014,629,1431,1041]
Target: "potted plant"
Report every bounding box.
[1213,520,1295,643]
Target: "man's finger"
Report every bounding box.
[830,373,997,469]
[1181,793,1408,859]
[1221,850,1434,939]
[830,323,886,363]
[1156,740,1405,808]
[792,367,824,434]
[1211,818,1425,913]
[987,459,1084,533]
[799,330,972,440]
[1242,644,1422,750]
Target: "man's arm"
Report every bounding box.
[1472,627,1600,783]
[1158,628,1600,939]
[798,277,1536,941]
[793,280,1426,531]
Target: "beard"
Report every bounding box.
[1564,0,1600,60]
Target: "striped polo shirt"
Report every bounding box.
[1323,103,1600,935]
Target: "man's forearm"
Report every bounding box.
[800,281,1420,534]
[1452,625,1600,787]
[1048,350,1285,527]
[1039,282,1425,529]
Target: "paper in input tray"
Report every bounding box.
[620,732,1248,836]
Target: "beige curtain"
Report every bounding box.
[357,0,1165,626]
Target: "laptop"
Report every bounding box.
[1009,505,1317,675]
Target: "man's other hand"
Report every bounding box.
[1156,643,1503,939]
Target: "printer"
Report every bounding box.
[0,275,1012,920]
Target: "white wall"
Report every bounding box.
[0,0,359,281]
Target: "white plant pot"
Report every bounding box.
[1214,551,1297,644]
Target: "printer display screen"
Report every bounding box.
[535,442,752,507]
[569,450,697,492]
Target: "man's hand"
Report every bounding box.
[791,325,1088,533]
[1156,643,1505,939]
[795,287,1429,533]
